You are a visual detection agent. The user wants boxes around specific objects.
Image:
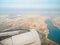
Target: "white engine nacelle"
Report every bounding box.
[0,29,42,45]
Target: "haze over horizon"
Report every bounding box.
[0,0,60,16]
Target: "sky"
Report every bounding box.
[0,0,60,9]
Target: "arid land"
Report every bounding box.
[0,15,59,45]
[52,17,60,29]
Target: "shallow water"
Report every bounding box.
[45,19,60,44]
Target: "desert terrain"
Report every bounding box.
[0,15,59,45]
[52,17,60,29]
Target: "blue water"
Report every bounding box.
[45,19,60,44]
